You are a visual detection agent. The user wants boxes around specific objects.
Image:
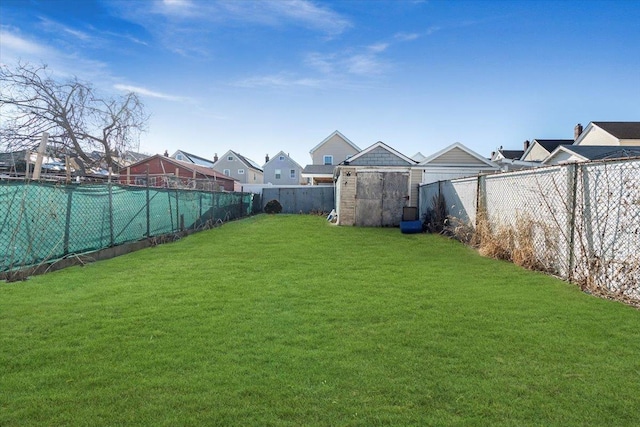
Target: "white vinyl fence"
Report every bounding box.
[419,158,640,299]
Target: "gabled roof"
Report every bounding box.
[309,130,360,154]
[543,145,640,165]
[264,150,303,169]
[592,122,640,140]
[522,139,573,162]
[497,149,524,160]
[534,139,573,152]
[344,141,417,166]
[411,152,427,162]
[420,142,499,168]
[172,150,214,166]
[217,150,263,172]
[128,154,235,180]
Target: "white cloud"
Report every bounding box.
[0,29,48,57]
[394,32,420,41]
[114,84,187,101]
[234,73,323,89]
[368,43,389,53]
[110,0,351,36]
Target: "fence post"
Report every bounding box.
[63,187,73,255]
[108,181,114,246]
[175,188,180,232]
[475,175,486,229]
[567,163,579,281]
[146,167,150,237]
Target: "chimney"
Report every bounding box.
[574,123,583,140]
[265,153,270,163]
[523,140,530,151]
[164,150,169,157]
[214,153,218,162]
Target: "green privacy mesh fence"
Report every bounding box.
[0,181,258,272]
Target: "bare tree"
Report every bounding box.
[0,62,148,172]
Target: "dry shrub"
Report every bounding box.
[465,213,559,274]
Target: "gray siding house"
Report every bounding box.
[263,151,304,185]
[212,150,263,184]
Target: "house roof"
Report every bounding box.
[301,164,335,175]
[592,122,640,140]
[543,145,640,164]
[344,141,417,165]
[216,150,263,172]
[309,130,361,154]
[264,151,303,169]
[411,152,427,162]
[497,149,524,160]
[420,142,499,168]
[172,150,214,166]
[128,154,235,180]
[534,139,573,152]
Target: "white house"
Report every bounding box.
[420,142,500,184]
[573,122,640,146]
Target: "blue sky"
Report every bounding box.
[1,0,639,166]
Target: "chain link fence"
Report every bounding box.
[419,158,640,300]
[0,180,258,273]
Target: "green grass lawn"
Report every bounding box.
[2,214,640,426]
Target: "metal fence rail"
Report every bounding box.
[0,181,257,272]
[419,158,640,299]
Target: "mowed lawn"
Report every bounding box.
[2,215,640,426]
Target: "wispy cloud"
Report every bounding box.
[38,17,93,42]
[234,73,323,89]
[305,45,390,78]
[368,43,390,53]
[108,0,351,57]
[394,32,420,42]
[0,28,49,57]
[114,84,187,102]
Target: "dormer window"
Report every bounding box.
[323,155,333,165]
[176,154,183,160]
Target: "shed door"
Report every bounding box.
[355,172,408,227]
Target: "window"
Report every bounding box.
[323,155,333,165]
[275,169,281,179]
[227,156,233,161]
[223,169,230,176]
[279,155,285,161]
[290,169,296,178]
[176,154,183,160]
[238,169,245,174]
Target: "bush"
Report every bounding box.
[264,199,282,214]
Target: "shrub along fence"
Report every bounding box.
[419,158,640,301]
[0,180,257,273]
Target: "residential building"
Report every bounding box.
[573,122,640,146]
[422,142,500,184]
[121,154,236,191]
[212,150,263,184]
[302,130,361,185]
[170,150,215,168]
[521,139,573,162]
[263,151,304,185]
[542,145,640,165]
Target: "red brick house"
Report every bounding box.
[120,154,237,191]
